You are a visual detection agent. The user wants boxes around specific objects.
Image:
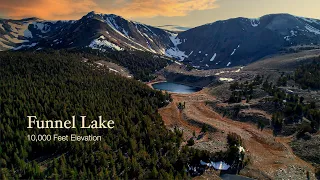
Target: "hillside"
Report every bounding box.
[69,48,171,81]
[0,12,174,54]
[0,51,213,179]
[174,14,320,68]
[152,51,320,179]
[2,13,320,70]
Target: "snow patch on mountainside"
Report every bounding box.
[165,47,188,61]
[105,16,132,39]
[0,22,34,46]
[297,16,320,25]
[89,36,123,51]
[284,30,297,41]
[141,24,156,36]
[290,30,297,36]
[106,16,120,30]
[135,24,144,37]
[13,42,38,50]
[5,21,33,41]
[143,33,154,43]
[250,18,260,27]
[122,29,129,37]
[165,32,188,60]
[33,22,51,33]
[24,29,33,38]
[169,33,182,46]
[102,19,157,53]
[210,53,217,61]
[305,24,320,35]
[145,41,157,53]
[231,45,240,56]
[133,23,161,53]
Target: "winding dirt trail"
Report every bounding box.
[158,88,315,179]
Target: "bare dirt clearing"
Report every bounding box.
[94,60,132,78]
[158,88,316,179]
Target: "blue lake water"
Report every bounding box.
[152,82,201,94]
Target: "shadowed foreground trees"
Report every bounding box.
[0,51,211,179]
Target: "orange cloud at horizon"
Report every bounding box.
[0,0,97,20]
[0,0,218,20]
[105,0,219,18]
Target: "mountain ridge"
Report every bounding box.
[1,12,320,69]
[175,13,320,68]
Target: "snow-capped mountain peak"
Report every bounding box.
[1,13,320,70]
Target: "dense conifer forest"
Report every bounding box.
[294,57,320,90]
[0,51,211,179]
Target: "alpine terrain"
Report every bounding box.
[1,12,320,69]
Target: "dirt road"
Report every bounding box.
[158,88,315,179]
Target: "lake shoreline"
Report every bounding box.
[151,81,202,94]
[146,80,167,89]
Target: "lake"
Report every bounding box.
[152,82,201,94]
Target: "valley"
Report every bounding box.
[158,88,315,179]
[150,51,320,179]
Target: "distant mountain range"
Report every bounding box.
[156,25,191,32]
[1,12,320,69]
[176,14,320,68]
[0,12,173,54]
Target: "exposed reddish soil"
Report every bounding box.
[158,88,315,179]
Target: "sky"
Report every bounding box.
[0,0,319,27]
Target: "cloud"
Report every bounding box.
[0,0,218,20]
[103,0,219,18]
[0,0,97,20]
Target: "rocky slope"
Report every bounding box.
[0,12,174,54]
[1,13,320,69]
[174,14,320,68]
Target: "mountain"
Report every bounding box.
[1,13,320,69]
[0,17,71,50]
[0,11,175,54]
[173,14,320,68]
